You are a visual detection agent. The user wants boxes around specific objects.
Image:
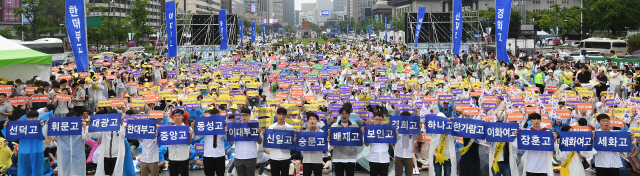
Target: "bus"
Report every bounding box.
[578,38,627,57]
[16,38,74,66]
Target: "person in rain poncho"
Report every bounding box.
[44,111,88,176]
[81,110,132,176]
[85,76,105,112]
[5,110,52,176]
[427,112,458,176]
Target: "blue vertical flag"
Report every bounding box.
[347,24,349,37]
[278,28,281,37]
[355,22,357,40]
[415,6,426,47]
[495,0,513,62]
[453,0,462,55]
[262,23,266,40]
[271,26,274,39]
[165,1,177,58]
[385,17,388,41]
[239,19,243,45]
[251,22,256,41]
[219,10,228,50]
[65,0,89,72]
[368,20,371,40]
[338,26,341,36]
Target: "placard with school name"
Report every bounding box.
[47,117,82,136]
[364,125,396,143]
[424,115,453,135]
[558,131,593,151]
[264,129,296,150]
[484,122,518,142]
[594,131,631,152]
[389,116,420,134]
[296,132,328,151]
[6,121,42,141]
[517,130,555,151]
[157,126,191,145]
[452,118,485,139]
[126,120,158,139]
[226,122,260,141]
[194,116,226,135]
[330,127,363,146]
[88,113,122,132]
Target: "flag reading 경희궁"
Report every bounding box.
[495,0,513,62]
[65,0,89,72]
[414,6,426,47]
[251,22,256,42]
[166,1,177,57]
[453,0,462,55]
[219,9,227,50]
[239,19,243,45]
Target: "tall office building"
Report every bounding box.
[173,0,221,14]
[294,10,300,25]
[86,0,166,31]
[283,0,295,26]
[222,0,246,17]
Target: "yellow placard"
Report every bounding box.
[575,87,588,92]
[285,119,302,129]
[633,128,640,136]
[564,91,577,96]
[98,101,112,107]
[613,108,634,119]
[183,98,197,104]
[196,84,207,90]
[312,99,323,106]
[258,118,273,127]
[255,107,274,116]
[407,80,418,86]
[189,92,200,97]
[229,83,240,89]
[472,81,482,88]
[234,96,246,104]
[247,82,260,89]
[304,104,318,111]
[159,91,171,98]
[427,82,436,88]
[165,95,178,101]
[132,100,145,107]
[286,106,299,114]
[208,83,219,89]
[247,91,258,97]
[578,90,593,97]
[229,77,240,82]
[450,82,460,88]
[267,98,280,105]
[201,98,214,104]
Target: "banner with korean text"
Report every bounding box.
[517,130,555,151]
[157,126,191,145]
[484,122,518,142]
[47,117,82,136]
[594,131,631,152]
[7,121,42,141]
[227,122,260,141]
[165,1,177,57]
[296,132,328,151]
[219,10,228,50]
[330,127,363,146]
[264,129,296,150]
[239,19,243,45]
[194,116,226,135]
[452,0,462,55]
[558,131,593,151]
[495,0,512,62]
[65,0,89,72]
[452,118,485,139]
[126,120,157,139]
[88,113,122,132]
[414,6,426,47]
[364,125,396,143]
[390,116,420,134]
[424,115,453,134]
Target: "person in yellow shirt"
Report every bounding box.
[0,138,12,174]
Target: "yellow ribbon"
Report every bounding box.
[434,134,449,164]
[492,142,505,174]
[460,139,475,156]
[560,151,575,176]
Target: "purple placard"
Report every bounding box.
[321,74,330,79]
[415,101,429,107]
[277,89,289,94]
[329,106,340,112]
[605,99,619,106]
[400,94,412,99]
[512,100,524,107]
[339,88,350,92]
[539,94,552,100]
[186,103,199,109]
[356,111,372,119]
[379,95,391,101]
[311,85,321,91]
[94,62,103,67]
[483,103,497,109]
[313,112,326,119]
[338,91,351,98]
[438,95,453,102]
[172,106,186,110]
[322,90,334,95]
[369,99,381,106]
[451,89,463,95]
[308,76,318,82]
[566,100,580,107]
[353,101,365,108]
[134,114,149,120]
[195,143,205,152]
[124,116,135,122]
[388,98,400,104]
[168,71,176,76]
[331,103,343,109]
[396,84,403,90]
[327,95,340,101]
[378,78,388,82]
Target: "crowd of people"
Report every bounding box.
[0,37,639,176]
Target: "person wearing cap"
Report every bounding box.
[234,107,263,176]
[437,99,456,118]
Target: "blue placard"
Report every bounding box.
[157,126,191,145]
[88,113,122,132]
[65,0,89,72]
[484,122,518,142]
[226,122,260,141]
[594,131,631,152]
[452,118,486,139]
[165,1,177,57]
[364,125,396,143]
[296,132,328,151]
[194,116,226,135]
[424,115,453,134]
[219,10,227,50]
[517,130,555,151]
[389,116,420,135]
[559,131,593,151]
[47,117,82,136]
[264,129,296,150]
[126,120,158,139]
[6,121,42,141]
[330,127,363,146]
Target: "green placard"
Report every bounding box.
[310,71,319,75]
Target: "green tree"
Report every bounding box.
[0,27,15,39]
[131,0,153,44]
[12,0,65,40]
[390,12,405,32]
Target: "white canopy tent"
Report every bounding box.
[0,35,52,81]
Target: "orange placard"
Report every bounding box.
[571,126,591,132]
[109,98,128,102]
[291,86,303,92]
[54,94,72,101]
[52,67,59,72]
[565,96,579,101]
[541,114,549,120]
[158,79,168,84]
[58,74,72,80]
[153,62,163,67]
[145,96,159,104]
[275,93,288,99]
[507,113,525,121]
[8,97,27,106]
[304,95,316,101]
[525,106,539,114]
[545,86,558,92]
[470,92,482,96]
[419,133,431,142]
[290,99,302,106]
[0,85,11,94]
[79,72,88,78]
[484,96,497,103]
[611,118,624,127]
[278,82,290,88]
[463,108,479,115]
[189,74,199,79]
[24,87,36,94]
[576,103,593,111]
[148,111,164,119]
[424,96,437,101]
[455,105,470,111]
[30,95,49,102]
[556,109,572,119]
[291,91,303,97]
[544,104,557,110]
[542,119,552,129]
[105,75,117,80]
[126,82,138,87]
[111,101,126,107]
[482,115,497,121]
[131,96,145,101]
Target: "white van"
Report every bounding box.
[578,38,627,57]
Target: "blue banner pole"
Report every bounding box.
[453,0,462,55]
[219,9,228,50]
[415,6,426,48]
[495,0,513,62]
[239,19,243,45]
[251,22,256,42]
[262,23,266,40]
[385,17,388,42]
[66,0,89,71]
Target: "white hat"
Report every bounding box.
[437,112,446,118]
